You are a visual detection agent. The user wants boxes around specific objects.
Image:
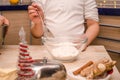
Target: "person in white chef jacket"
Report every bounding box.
[28,0,99,50]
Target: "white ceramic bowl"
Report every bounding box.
[42,35,87,62]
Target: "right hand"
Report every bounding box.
[28,2,44,25]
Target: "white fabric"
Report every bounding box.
[33,0,99,37]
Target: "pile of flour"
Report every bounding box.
[51,42,79,60]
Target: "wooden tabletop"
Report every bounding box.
[0,45,120,80]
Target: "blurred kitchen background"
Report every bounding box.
[0,0,31,5]
[0,0,120,72]
[96,0,120,8]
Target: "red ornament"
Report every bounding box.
[17,43,35,80]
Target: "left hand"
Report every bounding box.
[0,15,9,27]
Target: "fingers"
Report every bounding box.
[28,3,44,20]
[0,15,4,26]
[4,17,9,26]
[81,44,87,52]
[32,3,43,13]
[0,15,9,26]
[28,5,38,16]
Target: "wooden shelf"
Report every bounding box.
[98,8,120,16]
[0,5,28,11]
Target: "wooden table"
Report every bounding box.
[0,45,120,80]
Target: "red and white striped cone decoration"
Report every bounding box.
[17,43,35,80]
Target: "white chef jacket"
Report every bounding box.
[33,0,99,37]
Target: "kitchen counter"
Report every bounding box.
[0,45,120,80]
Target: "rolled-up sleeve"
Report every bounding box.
[84,0,99,22]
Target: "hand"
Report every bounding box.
[73,34,88,52]
[0,15,9,40]
[28,2,44,24]
[0,15,4,26]
[0,15,9,26]
[81,43,88,52]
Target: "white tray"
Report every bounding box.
[67,68,111,80]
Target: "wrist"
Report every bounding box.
[32,21,42,27]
